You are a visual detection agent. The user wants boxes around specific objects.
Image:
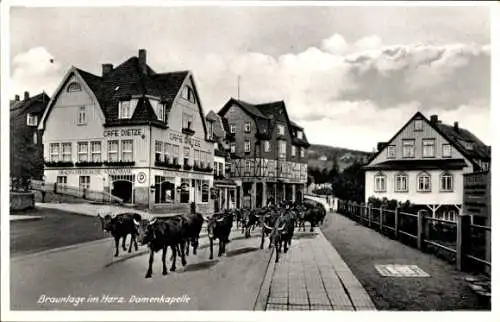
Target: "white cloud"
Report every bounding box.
[11,47,65,98]
[321,34,349,55]
[354,35,383,51]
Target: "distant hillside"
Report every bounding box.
[307,144,373,173]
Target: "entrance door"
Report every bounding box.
[112,180,133,203]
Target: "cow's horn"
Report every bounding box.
[203,216,210,222]
[216,217,224,222]
[133,219,140,226]
[149,218,157,225]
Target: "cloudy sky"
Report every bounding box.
[9,5,491,151]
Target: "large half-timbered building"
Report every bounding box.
[217,98,309,209]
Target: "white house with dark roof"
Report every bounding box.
[363,112,490,222]
[38,49,214,213]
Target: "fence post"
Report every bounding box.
[456,215,471,271]
[368,204,372,227]
[417,210,426,250]
[54,183,57,193]
[379,207,383,231]
[394,207,399,238]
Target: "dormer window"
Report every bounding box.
[181,86,196,103]
[119,101,131,119]
[414,119,423,131]
[297,131,303,139]
[244,122,251,133]
[207,121,214,139]
[157,102,165,122]
[459,139,474,151]
[26,113,38,126]
[277,124,285,135]
[67,82,82,92]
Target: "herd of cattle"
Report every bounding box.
[97,200,327,278]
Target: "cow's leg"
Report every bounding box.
[218,238,223,257]
[180,241,187,266]
[114,237,120,257]
[145,248,154,278]
[284,239,289,253]
[185,239,190,256]
[193,238,199,255]
[133,234,139,251]
[310,221,314,232]
[162,246,168,275]
[275,241,280,263]
[122,235,127,251]
[209,238,214,260]
[170,245,177,272]
[128,234,133,253]
[260,230,265,249]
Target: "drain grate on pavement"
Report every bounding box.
[374,264,430,277]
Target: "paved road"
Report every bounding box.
[11,228,272,310]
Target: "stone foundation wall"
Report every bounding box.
[10,192,35,212]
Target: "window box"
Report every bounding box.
[44,161,74,167]
[182,127,195,136]
[183,163,193,171]
[155,160,169,167]
[193,163,203,172]
[75,161,103,167]
[104,160,135,167]
[204,166,213,173]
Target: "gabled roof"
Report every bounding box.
[42,51,195,130]
[365,111,490,170]
[363,158,468,171]
[10,92,50,118]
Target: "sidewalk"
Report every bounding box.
[255,229,376,311]
[35,202,152,218]
[321,212,490,310]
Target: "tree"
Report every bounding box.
[10,121,37,191]
[331,160,365,202]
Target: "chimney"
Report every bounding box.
[102,64,113,76]
[24,91,30,100]
[377,142,386,152]
[14,95,20,101]
[430,114,438,124]
[454,121,459,131]
[138,49,147,74]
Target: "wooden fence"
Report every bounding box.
[337,200,491,274]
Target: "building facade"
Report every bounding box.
[38,49,214,212]
[363,112,490,222]
[10,91,50,182]
[217,98,309,209]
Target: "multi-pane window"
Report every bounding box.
[67,82,82,92]
[442,144,451,158]
[297,131,303,139]
[230,124,236,134]
[108,140,119,162]
[279,140,287,159]
[119,101,131,119]
[79,176,90,189]
[291,146,296,157]
[441,173,453,192]
[27,113,38,126]
[121,140,133,161]
[184,147,190,165]
[244,141,251,153]
[244,122,251,133]
[414,119,423,131]
[395,173,408,192]
[91,141,101,162]
[50,143,60,162]
[207,122,214,139]
[172,145,180,162]
[300,147,305,158]
[202,181,209,203]
[180,179,190,203]
[277,124,285,135]
[56,176,67,185]
[182,113,193,130]
[194,150,200,166]
[230,143,236,153]
[417,172,431,192]
[245,160,251,174]
[157,103,165,121]
[264,141,271,152]
[78,142,89,162]
[374,173,386,192]
[62,143,72,162]
[402,139,415,158]
[423,139,436,158]
[164,143,172,162]
[218,162,224,177]
[155,141,163,162]
[387,146,396,159]
[78,106,87,124]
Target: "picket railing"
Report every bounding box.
[337,199,491,274]
[30,180,123,204]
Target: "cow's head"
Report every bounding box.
[205,214,224,239]
[136,218,156,245]
[98,213,114,233]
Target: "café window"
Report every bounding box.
[180,179,190,203]
[155,141,163,162]
[79,176,90,189]
[154,176,175,204]
[91,141,101,162]
[50,143,60,162]
[121,140,133,161]
[108,140,119,162]
[77,142,89,162]
[202,181,209,203]
[62,143,72,162]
